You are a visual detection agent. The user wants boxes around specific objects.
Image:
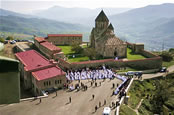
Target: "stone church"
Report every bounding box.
[90,10,127,58]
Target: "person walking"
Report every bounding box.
[92,94,95,100]
[112,83,115,88]
[56,91,57,96]
[39,98,41,103]
[69,96,71,103]
[104,99,106,105]
[95,105,97,112]
[99,101,101,107]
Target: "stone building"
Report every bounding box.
[15,50,67,96]
[34,37,64,59]
[90,10,127,58]
[45,34,82,45]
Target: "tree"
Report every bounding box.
[71,42,83,54]
[0,37,5,43]
[83,48,97,60]
[160,51,173,62]
[6,36,14,40]
[169,48,174,53]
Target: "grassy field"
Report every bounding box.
[68,56,89,63]
[120,104,137,115]
[127,48,146,60]
[162,59,174,67]
[57,45,89,63]
[57,46,74,55]
[122,74,174,115]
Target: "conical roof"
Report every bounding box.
[108,23,114,30]
[95,10,109,22]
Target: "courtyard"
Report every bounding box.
[0,78,122,115]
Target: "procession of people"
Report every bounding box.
[65,66,115,81]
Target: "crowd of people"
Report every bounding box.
[65,66,115,81]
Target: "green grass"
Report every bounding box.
[120,104,137,115]
[117,67,138,73]
[57,46,74,55]
[57,45,89,63]
[162,59,174,67]
[127,48,146,60]
[68,56,89,63]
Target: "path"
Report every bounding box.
[139,65,174,80]
[0,79,122,115]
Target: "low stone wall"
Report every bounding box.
[70,59,115,70]
[57,56,162,70]
[140,49,158,58]
[123,57,162,69]
[57,58,71,70]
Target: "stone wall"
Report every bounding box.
[140,49,158,58]
[46,36,82,45]
[57,58,71,70]
[123,57,162,69]
[57,56,162,70]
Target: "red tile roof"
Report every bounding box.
[15,50,53,71]
[35,37,46,43]
[47,34,82,37]
[32,66,65,81]
[40,41,62,52]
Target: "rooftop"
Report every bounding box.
[15,50,53,71]
[47,34,82,37]
[35,37,46,43]
[95,10,109,22]
[40,41,62,52]
[32,66,65,81]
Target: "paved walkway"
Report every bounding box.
[0,79,122,115]
[139,65,174,80]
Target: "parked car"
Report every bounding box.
[4,40,8,44]
[125,71,135,76]
[135,71,143,76]
[45,88,56,94]
[160,67,167,72]
[103,107,111,115]
[10,40,16,44]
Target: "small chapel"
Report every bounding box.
[90,10,127,58]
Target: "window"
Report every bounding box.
[49,81,51,85]
[44,82,46,86]
[55,80,57,84]
[60,80,62,84]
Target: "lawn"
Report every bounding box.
[57,46,74,55]
[57,45,89,63]
[127,48,146,60]
[68,56,89,63]
[162,59,174,67]
[120,104,137,115]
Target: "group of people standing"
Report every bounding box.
[66,66,115,81]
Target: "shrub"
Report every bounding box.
[160,51,173,62]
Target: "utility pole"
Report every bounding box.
[162,40,164,51]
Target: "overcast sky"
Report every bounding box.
[1,0,174,14]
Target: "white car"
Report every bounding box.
[103,107,111,115]
[125,71,135,76]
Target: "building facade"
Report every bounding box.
[15,50,67,96]
[34,37,64,59]
[45,34,82,45]
[90,10,127,58]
